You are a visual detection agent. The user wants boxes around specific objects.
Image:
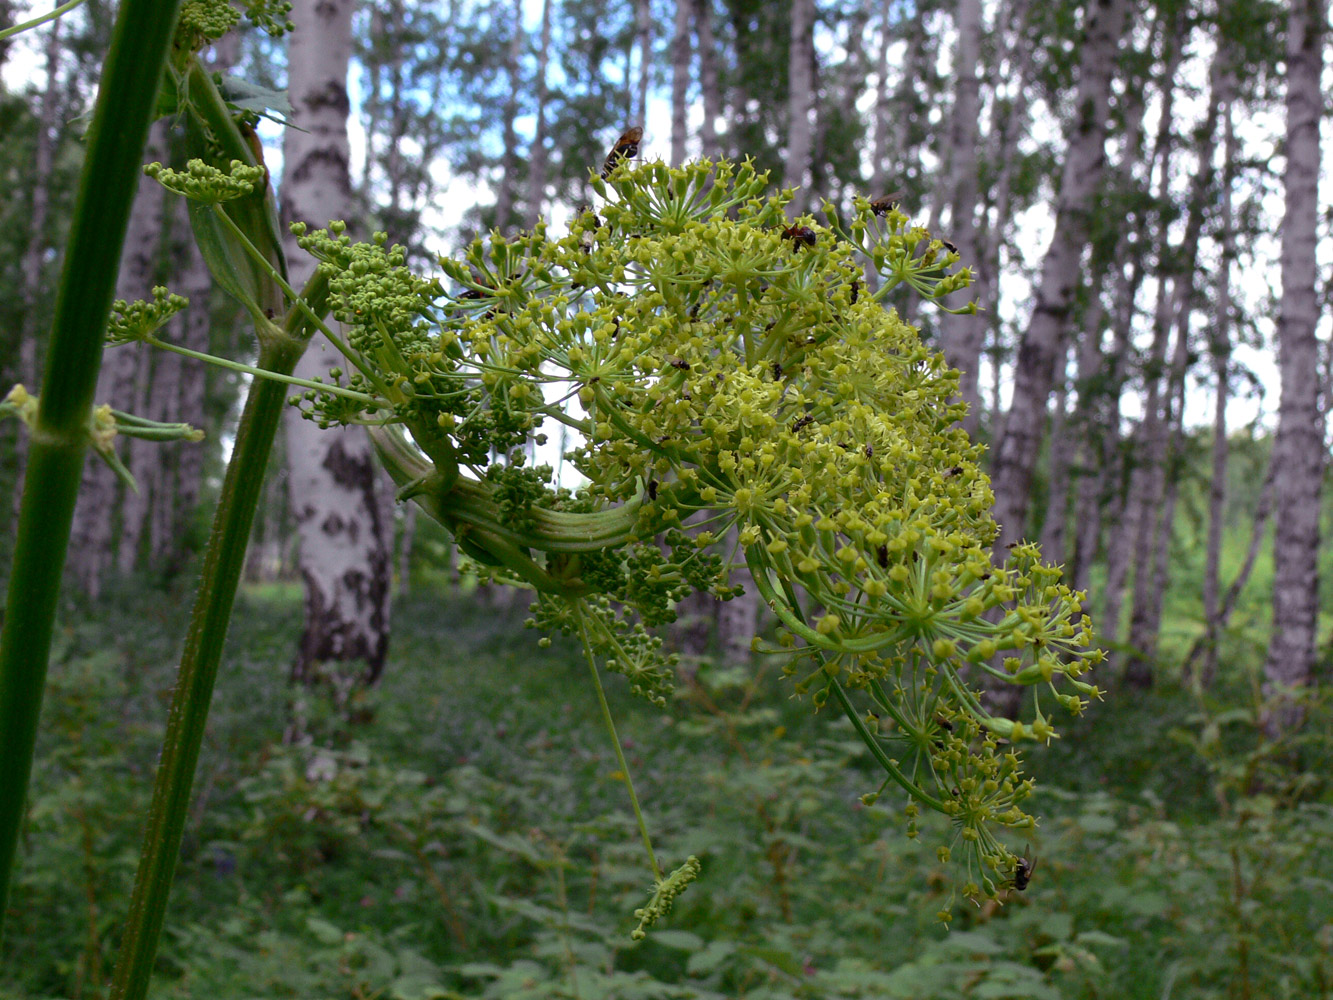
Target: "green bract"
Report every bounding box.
[290,157,1103,903]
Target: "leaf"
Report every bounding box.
[304,916,343,945]
[464,823,546,863]
[1036,911,1074,939]
[389,973,451,1000]
[973,970,1062,1000]
[1122,890,1170,917]
[1075,930,1128,948]
[686,940,737,976]
[217,74,294,120]
[939,930,1004,955]
[1077,812,1117,834]
[645,929,704,951]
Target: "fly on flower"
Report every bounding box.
[869,191,904,216]
[601,126,644,178]
[781,224,817,248]
[1008,846,1036,892]
[576,204,601,252]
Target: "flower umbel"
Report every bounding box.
[275,157,1101,906]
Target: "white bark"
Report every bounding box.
[524,0,552,227]
[693,0,719,155]
[493,0,524,230]
[973,0,1034,419]
[1263,0,1325,730]
[635,0,651,124]
[989,0,1129,548]
[1125,46,1224,684]
[164,192,214,567]
[1069,283,1106,593]
[937,0,984,432]
[1039,343,1071,563]
[1071,16,1172,603]
[1196,68,1235,690]
[10,13,63,529]
[717,524,757,666]
[282,0,392,689]
[69,120,169,596]
[670,0,692,166]
[783,0,814,216]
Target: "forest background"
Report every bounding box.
[3,0,1333,996]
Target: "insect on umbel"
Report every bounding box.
[1009,846,1036,892]
[781,224,817,248]
[869,191,904,216]
[601,125,644,178]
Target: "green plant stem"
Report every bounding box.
[0,0,89,40]
[108,334,304,1000]
[578,612,661,881]
[0,0,182,943]
[143,334,386,407]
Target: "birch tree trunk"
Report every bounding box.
[1197,79,1236,689]
[68,120,170,596]
[1263,0,1324,732]
[1068,276,1106,593]
[972,0,1034,405]
[863,5,897,297]
[524,0,552,226]
[694,0,719,155]
[1075,15,1173,612]
[282,0,392,696]
[783,0,815,217]
[989,0,1128,549]
[716,524,757,666]
[1118,271,1174,682]
[154,190,214,570]
[1039,342,1071,563]
[9,12,63,530]
[493,0,524,231]
[670,0,692,166]
[634,0,651,124]
[1124,44,1223,685]
[937,0,983,430]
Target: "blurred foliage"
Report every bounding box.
[4,582,1333,998]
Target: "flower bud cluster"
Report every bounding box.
[174,0,292,50]
[632,856,702,940]
[105,286,189,346]
[290,158,1103,898]
[145,159,266,204]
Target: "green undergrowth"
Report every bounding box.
[4,586,1333,999]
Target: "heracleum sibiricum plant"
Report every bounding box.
[2,0,1099,984]
[124,150,1104,921]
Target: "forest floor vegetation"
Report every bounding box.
[4,579,1333,999]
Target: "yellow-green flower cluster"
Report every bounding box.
[293,158,1103,899]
